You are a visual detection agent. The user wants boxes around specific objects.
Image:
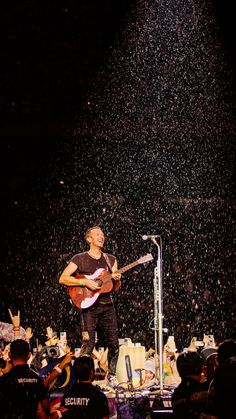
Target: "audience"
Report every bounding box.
[0,309,235,418]
[144,359,156,386]
[163,338,181,386]
[0,339,50,418]
[172,351,208,418]
[212,355,236,419]
[203,339,236,419]
[203,352,218,386]
[60,356,110,418]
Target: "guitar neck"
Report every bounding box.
[104,260,141,280]
[118,260,140,274]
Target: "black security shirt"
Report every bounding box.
[0,364,47,419]
[61,382,110,419]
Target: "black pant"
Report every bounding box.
[80,302,119,375]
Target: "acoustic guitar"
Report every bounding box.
[68,253,153,309]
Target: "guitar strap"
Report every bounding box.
[103,252,113,273]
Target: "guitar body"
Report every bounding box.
[68,268,113,309]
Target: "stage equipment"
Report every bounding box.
[106,390,173,419]
[116,344,146,388]
[148,235,164,393]
[142,235,160,240]
[46,346,60,358]
[125,355,133,388]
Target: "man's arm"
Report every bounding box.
[59,261,81,286]
[59,261,101,290]
[8,309,20,339]
[36,378,51,419]
[37,399,50,419]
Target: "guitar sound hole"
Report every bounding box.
[96,279,103,287]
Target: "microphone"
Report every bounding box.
[142,235,160,241]
[125,355,133,383]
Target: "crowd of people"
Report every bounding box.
[0,309,236,418]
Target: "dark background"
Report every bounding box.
[0,0,235,349]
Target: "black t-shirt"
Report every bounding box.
[0,364,48,419]
[70,252,116,305]
[205,357,236,418]
[61,382,110,419]
[172,377,208,418]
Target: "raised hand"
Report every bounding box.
[46,326,53,339]
[8,309,20,339]
[45,326,58,346]
[25,327,33,342]
[8,309,20,328]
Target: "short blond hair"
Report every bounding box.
[84,226,102,242]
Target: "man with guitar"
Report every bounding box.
[59,226,121,385]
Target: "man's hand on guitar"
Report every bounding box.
[112,272,121,281]
[112,271,121,292]
[84,279,101,291]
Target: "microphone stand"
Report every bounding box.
[152,236,164,394]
